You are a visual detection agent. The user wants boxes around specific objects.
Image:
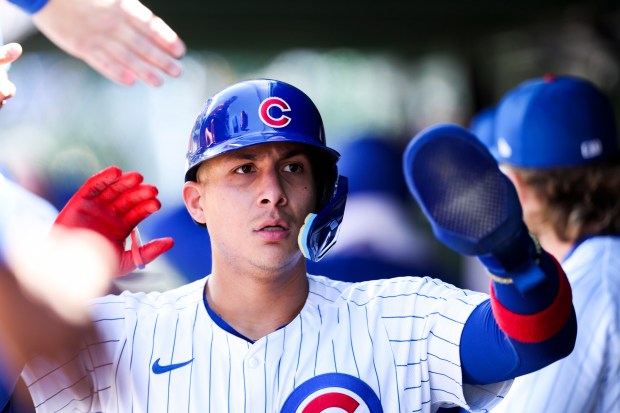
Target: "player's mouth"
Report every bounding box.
[255,220,290,241]
[262,225,285,231]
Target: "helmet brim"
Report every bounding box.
[185,132,340,182]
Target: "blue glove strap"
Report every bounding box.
[7,0,49,14]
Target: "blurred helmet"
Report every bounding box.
[494,75,619,167]
[185,79,348,262]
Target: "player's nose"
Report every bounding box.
[257,168,288,207]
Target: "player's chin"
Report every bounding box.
[252,245,306,272]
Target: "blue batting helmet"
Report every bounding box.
[184,79,348,262]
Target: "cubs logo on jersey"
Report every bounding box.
[280,373,383,413]
[259,97,292,128]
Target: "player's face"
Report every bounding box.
[188,142,317,274]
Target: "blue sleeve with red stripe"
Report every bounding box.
[460,250,577,384]
[7,0,49,14]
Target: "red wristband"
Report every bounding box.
[490,256,572,343]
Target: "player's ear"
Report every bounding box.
[182,182,206,224]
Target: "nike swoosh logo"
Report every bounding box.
[152,357,194,374]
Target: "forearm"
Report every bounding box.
[461,250,576,384]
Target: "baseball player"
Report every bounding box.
[3,79,576,412]
[479,75,620,413]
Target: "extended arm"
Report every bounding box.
[6,0,185,86]
[460,249,576,384]
[403,124,576,385]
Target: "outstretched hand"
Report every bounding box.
[54,166,174,276]
[0,43,23,107]
[403,124,544,292]
[32,0,186,87]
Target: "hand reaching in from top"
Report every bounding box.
[32,0,186,87]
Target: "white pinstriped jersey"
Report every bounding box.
[22,274,511,412]
[490,236,620,413]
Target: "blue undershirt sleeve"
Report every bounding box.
[460,299,577,385]
[461,249,577,384]
[7,0,50,14]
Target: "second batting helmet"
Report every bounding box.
[184,79,348,262]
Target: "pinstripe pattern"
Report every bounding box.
[491,236,620,413]
[21,274,511,412]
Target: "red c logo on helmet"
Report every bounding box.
[259,97,291,128]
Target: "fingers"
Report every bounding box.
[84,0,184,87]
[122,0,186,59]
[147,16,186,59]
[83,169,160,227]
[81,47,138,86]
[113,183,157,209]
[75,168,143,205]
[120,196,161,229]
[0,43,23,107]
[140,237,174,264]
[102,38,166,87]
[76,166,123,199]
[96,171,144,203]
[58,167,154,231]
[0,43,23,65]
[57,166,168,276]
[0,73,17,106]
[140,238,174,265]
[116,237,174,276]
[118,0,185,82]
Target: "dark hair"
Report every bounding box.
[512,155,620,242]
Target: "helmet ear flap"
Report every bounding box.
[317,165,339,211]
[298,175,348,262]
[306,147,338,212]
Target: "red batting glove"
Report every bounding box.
[53,166,174,276]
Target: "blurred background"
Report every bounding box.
[2,0,620,290]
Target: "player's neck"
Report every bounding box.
[534,229,574,263]
[205,260,309,341]
[522,199,573,262]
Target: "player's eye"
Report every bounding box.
[283,163,304,173]
[234,164,254,174]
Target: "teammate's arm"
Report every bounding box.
[403,124,577,385]
[460,248,576,384]
[6,0,185,87]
